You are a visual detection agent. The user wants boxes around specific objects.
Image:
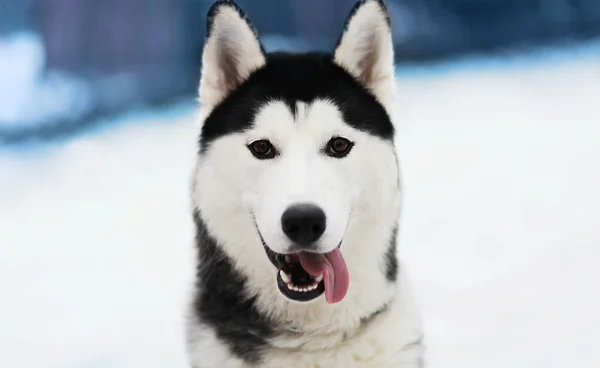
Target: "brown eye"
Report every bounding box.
[326,137,353,158]
[248,139,277,159]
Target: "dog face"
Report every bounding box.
[193,0,399,304]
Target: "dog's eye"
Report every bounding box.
[248,139,277,159]
[326,137,353,158]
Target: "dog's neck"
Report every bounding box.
[270,299,393,351]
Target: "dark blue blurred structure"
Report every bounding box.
[1,0,599,143]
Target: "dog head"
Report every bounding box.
[193,0,400,305]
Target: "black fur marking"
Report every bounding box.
[360,301,389,327]
[200,52,394,153]
[192,210,274,364]
[385,226,399,282]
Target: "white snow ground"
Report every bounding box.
[1,47,599,368]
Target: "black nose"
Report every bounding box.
[281,204,326,245]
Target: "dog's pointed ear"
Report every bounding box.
[334,0,395,108]
[199,1,266,112]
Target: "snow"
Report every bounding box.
[396,54,600,368]
[1,47,599,367]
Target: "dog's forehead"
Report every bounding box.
[199,53,393,152]
[251,99,346,134]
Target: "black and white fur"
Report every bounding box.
[187,1,424,366]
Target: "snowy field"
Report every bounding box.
[1,46,599,368]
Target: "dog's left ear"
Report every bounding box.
[334,0,395,108]
[199,1,266,113]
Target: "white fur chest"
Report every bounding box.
[187,267,424,368]
[261,301,424,368]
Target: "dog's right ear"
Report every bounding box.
[198,1,266,112]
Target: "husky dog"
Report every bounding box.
[187,0,424,366]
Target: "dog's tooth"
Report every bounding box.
[293,286,299,292]
[287,283,294,290]
[314,274,324,282]
[279,270,291,283]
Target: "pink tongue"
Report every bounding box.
[297,248,349,304]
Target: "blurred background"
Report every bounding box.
[1,1,599,368]
[1,0,599,141]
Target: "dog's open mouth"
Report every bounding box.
[265,245,349,304]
